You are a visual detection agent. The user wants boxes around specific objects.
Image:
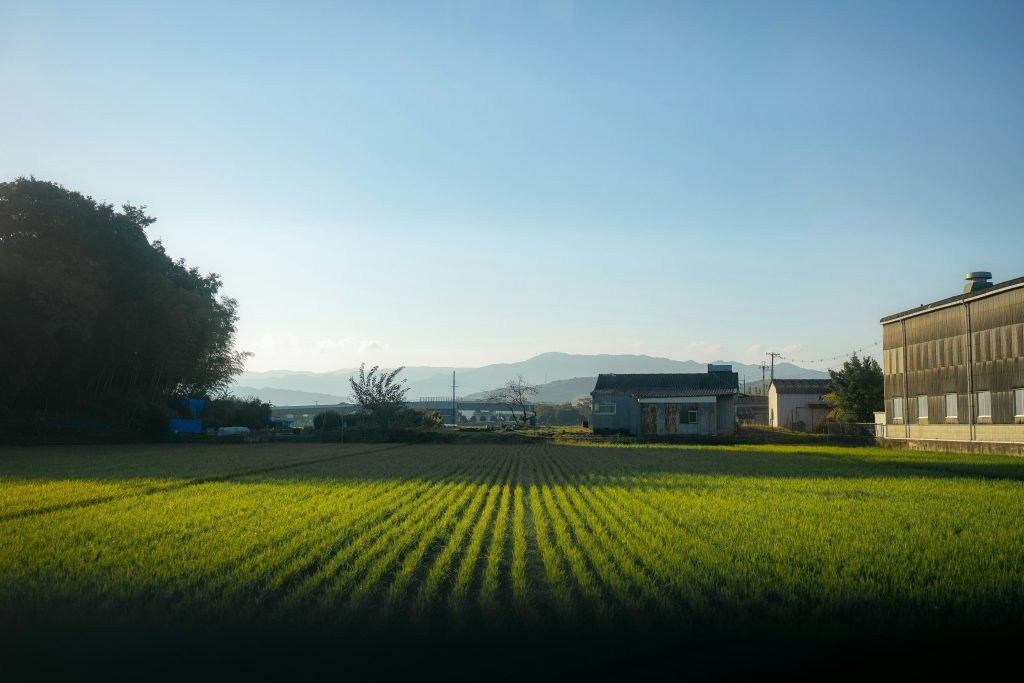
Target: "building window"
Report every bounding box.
[679,410,697,424]
[917,395,928,422]
[945,393,958,419]
[1015,388,1024,418]
[976,391,992,419]
[893,397,904,422]
[594,403,616,415]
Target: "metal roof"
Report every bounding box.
[770,379,832,395]
[880,275,1024,324]
[592,372,738,398]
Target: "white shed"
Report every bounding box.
[768,379,832,432]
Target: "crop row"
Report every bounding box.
[2,443,1023,635]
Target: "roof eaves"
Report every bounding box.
[880,276,1024,324]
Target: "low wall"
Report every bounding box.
[877,437,1024,457]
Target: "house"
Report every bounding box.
[881,271,1024,446]
[736,394,769,425]
[768,379,832,431]
[590,365,738,436]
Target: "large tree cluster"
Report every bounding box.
[825,353,884,423]
[0,178,248,429]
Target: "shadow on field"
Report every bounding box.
[4,443,1024,487]
[3,616,1023,682]
[4,444,1024,523]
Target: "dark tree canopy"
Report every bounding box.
[313,410,344,431]
[825,353,884,423]
[0,178,248,429]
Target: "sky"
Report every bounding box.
[3,1,1023,373]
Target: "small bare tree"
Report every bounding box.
[485,375,538,425]
[349,363,409,431]
[573,395,592,421]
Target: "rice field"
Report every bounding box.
[2,441,1023,677]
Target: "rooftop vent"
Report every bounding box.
[963,271,993,294]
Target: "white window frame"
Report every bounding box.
[892,397,904,422]
[917,395,928,422]
[945,393,958,419]
[678,409,698,425]
[976,390,992,419]
[1015,388,1024,418]
[593,403,616,415]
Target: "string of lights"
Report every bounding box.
[773,341,881,366]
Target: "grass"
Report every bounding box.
[1,442,1023,678]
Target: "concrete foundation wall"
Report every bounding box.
[888,423,1024,443]
[905,424,973,440]
[975,424,1024,442]
[878,437,1024,457]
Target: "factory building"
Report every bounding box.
[881,272,1024,446]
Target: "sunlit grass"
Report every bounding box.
[2,441,1023,644]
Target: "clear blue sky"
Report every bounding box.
[3,1,1023,371]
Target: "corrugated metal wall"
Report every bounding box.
[882,321,905,424]
[969,287,1024,423]
[882,284,1024,436]
[905,305,969,423]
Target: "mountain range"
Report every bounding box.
[232,352,827,406]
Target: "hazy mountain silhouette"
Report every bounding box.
[231,386,350,406]
[234,352,826,406]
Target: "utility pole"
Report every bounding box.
[759,362,768,394]
[767,352,782,384]
[451,371,458,427]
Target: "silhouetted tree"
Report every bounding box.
[349,364,409,431]
[824,354,884,422]
[0,178,249,431]
[313,410,344,431]
[204,397,272,430]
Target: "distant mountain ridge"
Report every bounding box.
[233,352,827,405]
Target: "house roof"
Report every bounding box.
[880,275,1024,324]
[770,378,831,395]
[593,372,738,398]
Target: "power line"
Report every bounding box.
[773,341,882,366]
[766,351,782,383]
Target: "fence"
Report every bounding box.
[826,421,884,438]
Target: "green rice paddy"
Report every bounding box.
[2,442,1023,677]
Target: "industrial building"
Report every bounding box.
[590,365,738,436]
[881,272,1024,446]
[768,379,832,432]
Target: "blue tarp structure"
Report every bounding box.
[173,398,208,418]
[170,419,202,434]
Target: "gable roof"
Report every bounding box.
[770,378,831,395]
[593,372,738,398]
[880,275,1024,324]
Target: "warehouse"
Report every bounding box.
[880,272,1024,446]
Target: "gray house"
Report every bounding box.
[590,365,739,436]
